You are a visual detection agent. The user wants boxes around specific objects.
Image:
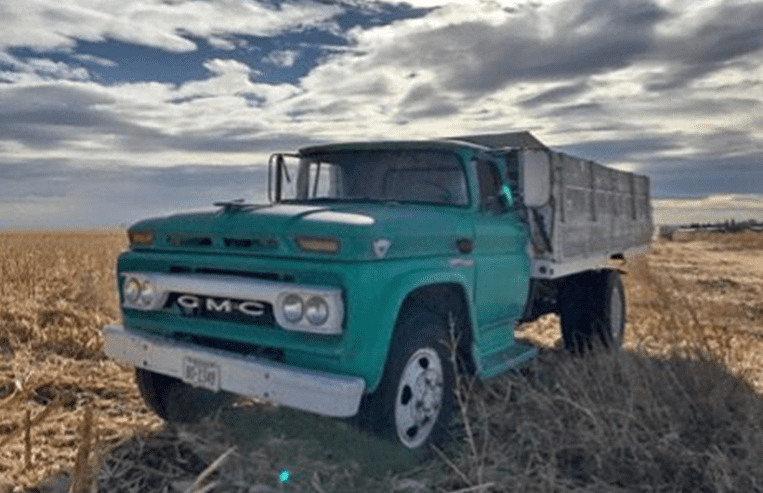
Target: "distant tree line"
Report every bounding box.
[658,219,763,240]
[686,219,763,232]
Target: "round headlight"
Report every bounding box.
[138,280,157,307]
[305,297,329,326]
[124,278,141,303]
[282,294,304,323]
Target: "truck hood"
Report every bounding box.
[129,202,474,261]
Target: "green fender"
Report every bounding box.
[360,266,477,393]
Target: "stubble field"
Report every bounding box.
[1,229,763,492]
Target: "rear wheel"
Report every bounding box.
[559,270,625,353]
[362,311,456,451]
[135,369,235,423]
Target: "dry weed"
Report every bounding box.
[437,232,763,491]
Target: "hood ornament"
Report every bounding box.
[214,199,248,213]
[373,238,391,259]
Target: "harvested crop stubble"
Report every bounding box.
[0,231,162,490]
[3,230,763,492]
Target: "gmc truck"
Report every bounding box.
[103,132,652,451]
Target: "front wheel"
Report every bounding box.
[362,311,456,451]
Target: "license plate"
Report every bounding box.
[182,357,221,392]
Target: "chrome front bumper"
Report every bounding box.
[102,324,365,418]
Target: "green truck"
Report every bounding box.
[103,132,652,450]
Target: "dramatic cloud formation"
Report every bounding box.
[0,0,761,227]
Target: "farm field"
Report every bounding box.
[2,229,763,492]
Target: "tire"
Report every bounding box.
[559,270,625,354]
[362,311,456,451]
[135,368,235,423]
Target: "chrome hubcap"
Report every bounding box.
[394,347,444,449]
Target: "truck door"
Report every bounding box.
[472,159,531,350]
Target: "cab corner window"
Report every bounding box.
[477,160,508,214]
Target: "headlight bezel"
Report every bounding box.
[275,291,342,335]
[124,278,142,303]
[121,274,166,310]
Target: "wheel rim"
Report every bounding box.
[609,284,624,341]
[394,347,444,449]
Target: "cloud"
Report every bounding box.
[263,50,300,67]
[654,194,763,209]
[301,0,763,126]
[643,152,763,197]
[0,0,761,230]
[0,84,121,149]
[0,52,91,80]
[645,1,763,90]
[0,0,344,52]
[347,0,666,96]
[0,161,72,201]
[518,82,591,108]
[72,53,118,67]
[203,58,252,76]
[0,160,272,228]
[0,69,328,169]
[652,194,763,225]
[557,136,681,162]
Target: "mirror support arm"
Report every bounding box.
[275,154,284,202]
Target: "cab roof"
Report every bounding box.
[299,131,547,156]
[298,139,481,157]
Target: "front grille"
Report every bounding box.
[165,234,278,250]
[165,292,275,326]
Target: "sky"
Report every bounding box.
[1,0,762,228]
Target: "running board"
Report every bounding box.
[478,340,539,379]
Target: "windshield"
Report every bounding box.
[285,150,469,206]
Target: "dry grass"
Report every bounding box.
[0,231,162,491]
[2,230,763,492]
[671,230,763,251]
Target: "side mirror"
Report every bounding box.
[267,153,293,203]
[521,150,551,207]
